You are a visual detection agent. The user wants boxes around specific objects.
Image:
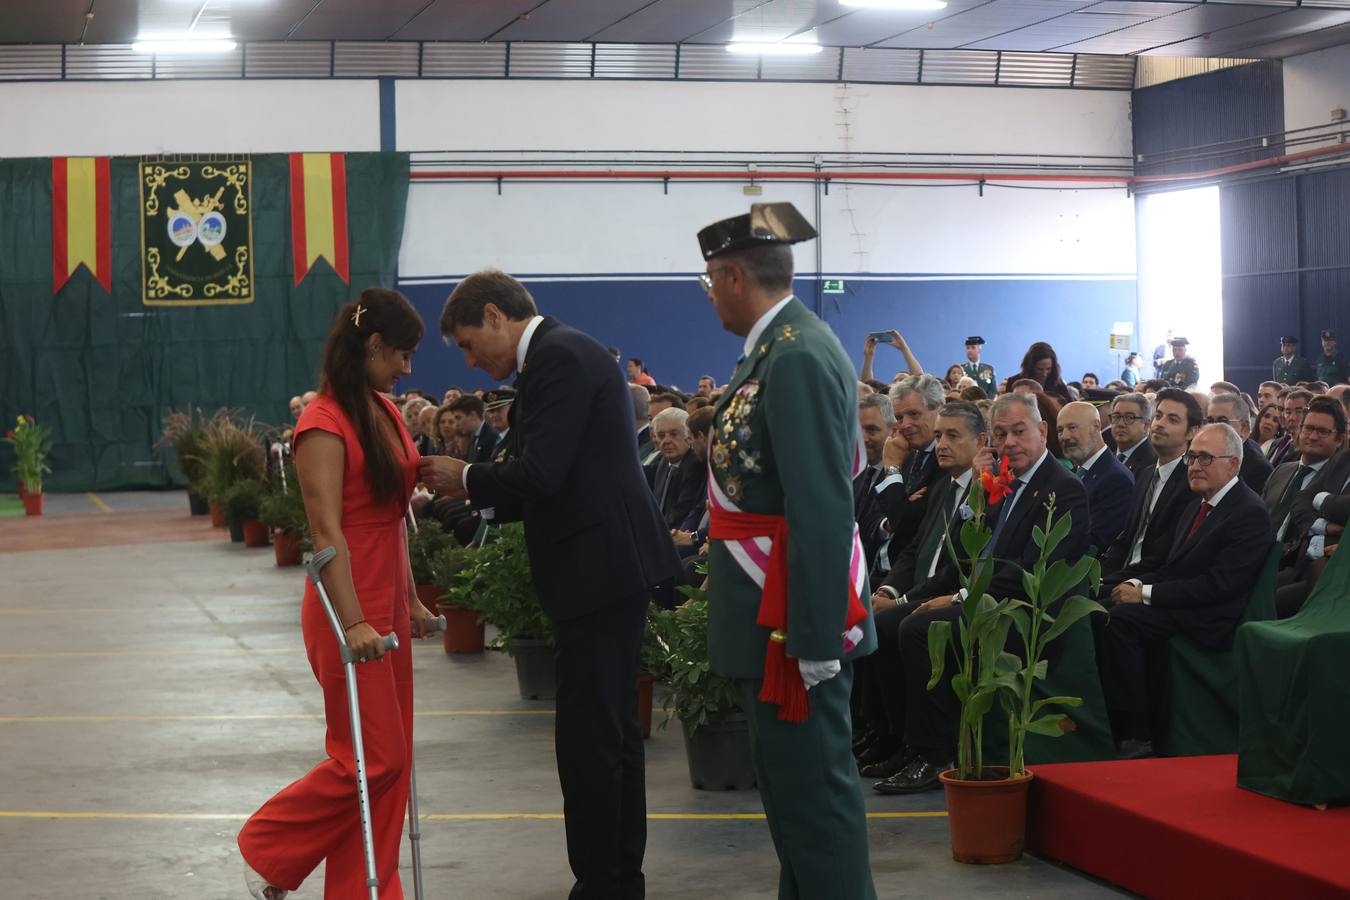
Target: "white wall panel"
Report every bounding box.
[1284,43,1350,134]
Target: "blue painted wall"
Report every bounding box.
[398,276,1138,395]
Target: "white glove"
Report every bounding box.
[798,658,841,690]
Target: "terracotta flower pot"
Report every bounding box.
[209,500,226,528]
[437,601,485,654]
[21,491,44,517]
[415,584,443,610]
[638,672,656,739]
[273,531,303,567]
[242,519,270,548]
[940,767,1034,865]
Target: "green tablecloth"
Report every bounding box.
[1156,546,1281,757]
[1237,548,1350,805]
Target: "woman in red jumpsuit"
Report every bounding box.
[239,288,439,899]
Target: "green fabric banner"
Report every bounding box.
[0,152,408,491]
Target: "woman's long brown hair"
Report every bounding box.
[317,288,424,505]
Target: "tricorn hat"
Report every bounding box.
[965,336,985,346]
[1170,337,1190,347]
[1321,330,1337,340]
[1280,335,1299,345]
[698,202,817,260]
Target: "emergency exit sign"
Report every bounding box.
[822,279,846,293]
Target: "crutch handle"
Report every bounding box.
[423,615,447,635]
[306,545,338,583]
[340,632,399,665]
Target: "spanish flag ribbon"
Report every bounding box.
[51,157,112,293]
[289,152,350,286]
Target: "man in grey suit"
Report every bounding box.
[1109,393,1157,478]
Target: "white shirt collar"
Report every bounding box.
[1298,457,1329,474]
[742,294,795,359]
[1080,443,1109,472]
[1157,452,1185,480]
[1123,435,1149,458]
[953,468,974,491]
[1014,449,1051,485]
[1205,475,1241,507]
[516,315,546,373]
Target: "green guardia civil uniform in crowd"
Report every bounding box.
[1272,336,1315,384]
[698,203,877,900]
[1159,337,1200,389]
[961,335,997,398]
[1315,330,1350,385]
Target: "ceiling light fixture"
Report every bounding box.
[726,40,824,56]
[132,37,237,54]
[841,0,949,10]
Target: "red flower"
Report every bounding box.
[4,431,12,441]
[982,456,1015,505]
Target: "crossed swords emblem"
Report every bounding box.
[166,187,228,262]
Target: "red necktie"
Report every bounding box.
[1184,501,1212,542]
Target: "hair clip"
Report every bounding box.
[351,304,367,327]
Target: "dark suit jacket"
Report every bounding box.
[1119,438,1157,480]
[880,473,964,595]
[1290,448,1350,534]
[636,424,655,463]
[675,461,709,534]
[464,317,681,621]
[1239,437,1274,495]
[910,452,1091,604]
[854,465,884,570]
[645,454,702,530]
[1081,448,1134,552]
[465,421,499,465]
[1100,457,1192,583]
[865,448,943,575]
[1120,480,1275,650]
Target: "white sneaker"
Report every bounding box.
[244,860,289,899]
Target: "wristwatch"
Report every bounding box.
[883,465,903,477]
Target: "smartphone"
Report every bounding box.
[868,331,894,343]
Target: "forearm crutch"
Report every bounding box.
[306,546,400,900]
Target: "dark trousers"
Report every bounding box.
[1098,602,1187,742]
[898,604,963,757]
[1275,565,1312,619]
[735,665,877,900]
[553,595,648,900]
[860,601,922,737]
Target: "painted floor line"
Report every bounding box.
[0,604,298,615]
[0,709,557,723]
[0,647,303,659]
[0,810,945,822]
[85,492,113,513]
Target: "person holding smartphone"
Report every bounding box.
[860,328,923,383]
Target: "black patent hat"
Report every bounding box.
[698,202,818,260]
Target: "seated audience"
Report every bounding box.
[645,407,700,530]
[1109,392,1157,478]
[415,404,438,457]
[649,392,680,416]
[429,404,457,457]
[1099,423,1275,759]
[1005,341,1077,403]
[672,407,716,560]
[1257,381,1282,409]
[1255,402,1283,453]
[958,385,987,404]
[1058,401,1134,551]
[1207,393,1273,493]
[288,395,305,421]
[1081,373,1099,390]
[695,375,716,398]
[631,384,656,464]
[1270,389,1313,466]
[855,394,895,571]
[943,365,965,390]
[449,394,498,464]
[1188,388,1210,420]
[484,389,514,447]
[627,357,657,386]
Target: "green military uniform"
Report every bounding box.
[1159,337,1199,389]
[1273,337,1315,384]
[961,336,996,398]
[1315,332,1349,385]
[700,204,877,900]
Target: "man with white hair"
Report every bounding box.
[645,406,698,529]
[1100,422,1275,759]
[1207,393,1273,493]
[1058,401,1134,551]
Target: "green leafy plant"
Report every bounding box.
[220,477,266,522]
[448,523,551,651]
[155,405,209,492]
[408,518,456,586]
[646,577,739,735]
[6,415,53,493]
[258,462,310,543]
[430,543,475,610]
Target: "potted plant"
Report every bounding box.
[6,415,53,516]
[649,585,756,791]
[927,471,1103,865]
[408,518,456,609]
[637,605,669,740]
[194,411,267,532]
[156,405,210,515]
[434,543,485,654]
[459,524,555,699]
[221,477,267,546]
[259,462,308,566]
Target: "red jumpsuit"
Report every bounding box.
[239,391,418,899]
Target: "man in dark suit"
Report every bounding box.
[1269,389,1314,467]
[855,393,896,574]
[861,374,946,579]
[877,392,1092,793]
[1058,400,1134,552]
[630,385,657,465]
[420,269,680,900]
[1109,393,1157,478]
[856,401,986,780]
[644,407,701,530]
[448,394,499,464]
[1100,423,1276,759]
[1099,388,1201,592]
[1208,392,1273,494]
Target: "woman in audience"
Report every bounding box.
[944,364,965,390]
[1010,341,1077,403]
[1255,402,1284,453]
[238,287,438,900]
[431,404,457,457]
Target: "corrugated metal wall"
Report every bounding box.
[1221,165,1350,389]
[1133,60,1284,176]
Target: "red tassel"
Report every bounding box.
[759,635,810,723]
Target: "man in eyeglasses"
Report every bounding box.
[1099,422,1275,759]
[1208,393,1273,494]
[1262,398,1344,585]
[1108,393,1156,479]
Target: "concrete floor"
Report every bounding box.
[0,494,1130,899]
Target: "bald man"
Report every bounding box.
[1058,400,1135,552]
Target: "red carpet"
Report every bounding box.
[1028,755,1350,899]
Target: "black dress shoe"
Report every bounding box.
[1115,738,1154,760]
[852,726,879,752]
[859,745,919,779]
[873,756,950,795]
[855,735,904,768]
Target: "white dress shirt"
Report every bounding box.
[1128,453,1185,566]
